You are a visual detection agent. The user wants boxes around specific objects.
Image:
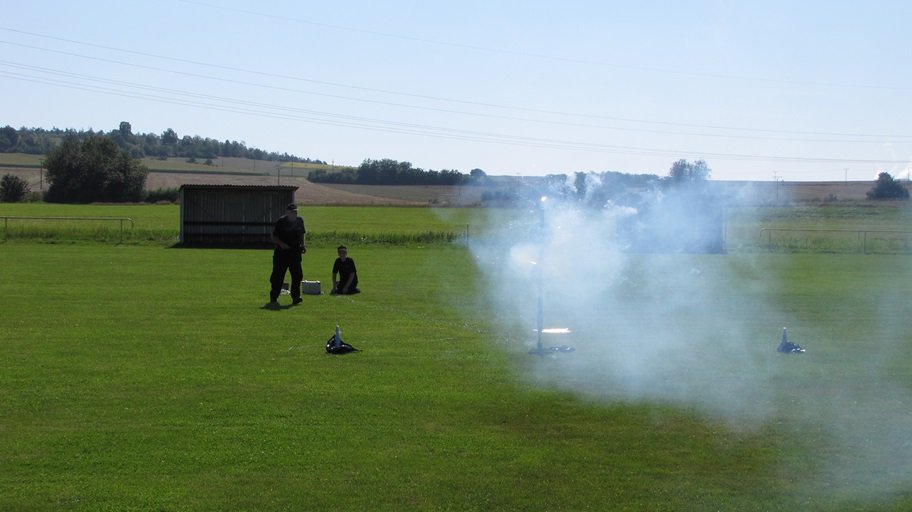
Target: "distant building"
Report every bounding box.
[179,184,297,247]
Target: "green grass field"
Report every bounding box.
[0,153,43,167]
[4,202,912,254]
[2,204,912,510]
[0,203,488,246]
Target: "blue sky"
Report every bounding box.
[2,0,910,181]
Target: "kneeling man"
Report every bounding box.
[331,245,360,295]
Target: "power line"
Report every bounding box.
[1,22,910,174]
[2,51,907,146]
[2,27,910,141]
[176,0,912,93]
[2,67,909,167]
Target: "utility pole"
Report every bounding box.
[844,168,848,185]
[773,172,780,202]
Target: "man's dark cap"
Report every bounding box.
[286,203,298,211]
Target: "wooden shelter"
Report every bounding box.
[179,184,297,247]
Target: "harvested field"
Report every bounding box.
[144,173,425,206]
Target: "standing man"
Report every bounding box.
[331,245,360,295]
[268,203,306,308]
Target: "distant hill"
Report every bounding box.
[0,152,347,176]
[0,124,326,165]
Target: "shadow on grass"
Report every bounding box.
[260,302,301,311]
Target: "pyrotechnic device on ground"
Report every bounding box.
[529,195,574,356]
[326,324,359,354]
[777,327,805,354]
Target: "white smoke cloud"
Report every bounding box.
[901,157,912,181]
[463,178,912,501]
[469,189,778,424]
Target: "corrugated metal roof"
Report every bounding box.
[179,184,298,191]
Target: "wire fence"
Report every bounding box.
[0,216,466,246]
[3,215,910,255]
[2,216,135,243]
[757,228,912,254]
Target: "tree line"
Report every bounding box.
[867,172,910,200]
[307,158,470,186]
[0,122,323,164]
[484,159,707,206]
[1,125,907,204]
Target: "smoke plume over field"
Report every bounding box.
[465,175,912,501]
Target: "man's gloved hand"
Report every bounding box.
[300,245,307,254]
